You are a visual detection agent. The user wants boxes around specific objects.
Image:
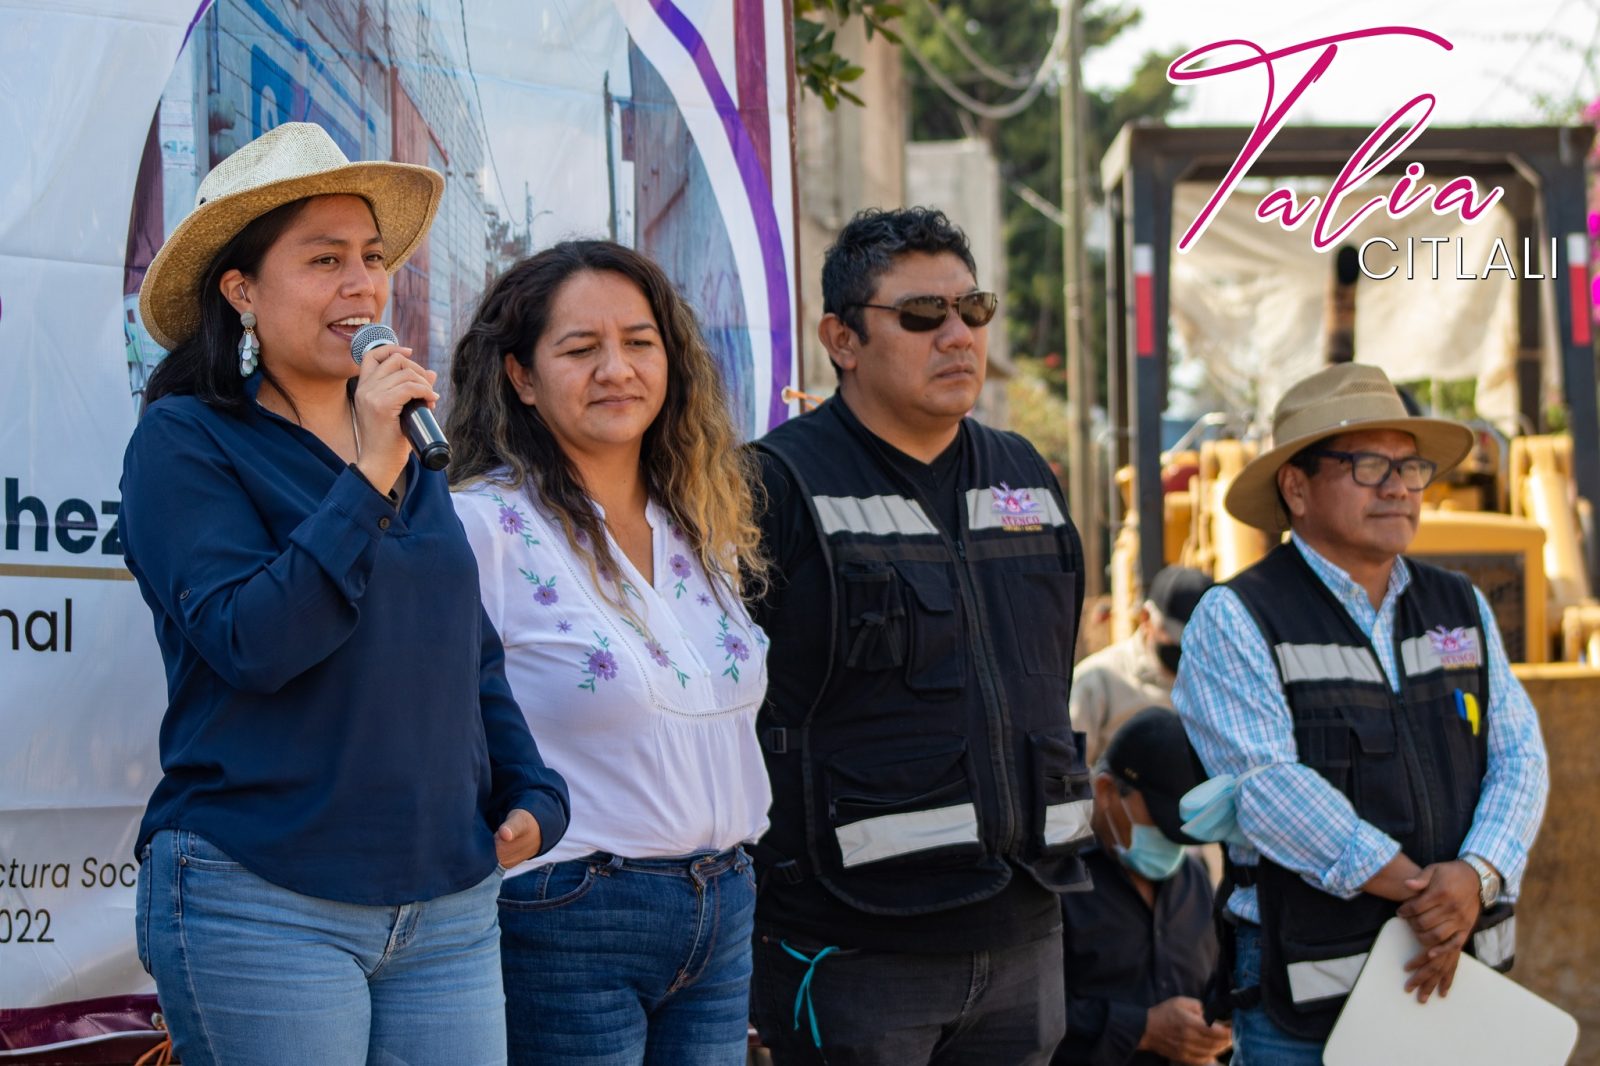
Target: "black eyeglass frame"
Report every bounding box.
[1310,449,1439,491]
[849,291,999,332]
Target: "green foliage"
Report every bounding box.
[1400,378,1479,421]
[898,2,1183,398]
[1007,359,1075,469]
[794,0,905,109]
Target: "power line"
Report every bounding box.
[901,0,1071,120]
[456,0,513,216]
[917,0,1031,90]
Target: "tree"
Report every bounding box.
[794,0,905,109]
[898,2,1183,398]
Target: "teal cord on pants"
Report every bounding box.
[781,940,840,1048]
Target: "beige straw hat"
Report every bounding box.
[139,122,444,350]
[1224,363,1475,533]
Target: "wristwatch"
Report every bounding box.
[1461,853,1502,908]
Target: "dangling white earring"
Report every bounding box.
[239,311,260,376]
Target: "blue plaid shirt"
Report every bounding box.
[1173,534,1549,923]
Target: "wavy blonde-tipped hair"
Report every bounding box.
[446,240,767,613]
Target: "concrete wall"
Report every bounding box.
[794,19,907,400]
[907,138,1013,427]
[1507,663,1600,1065]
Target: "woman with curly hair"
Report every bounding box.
[447,240,771,1066]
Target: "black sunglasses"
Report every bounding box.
[851,291,999,332]
[1312,449,1439,491]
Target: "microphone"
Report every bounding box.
[350,323,451,471]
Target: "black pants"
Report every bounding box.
[751,928,1066,1065]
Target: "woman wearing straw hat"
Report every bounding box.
[445,241,771,1065]
[119,122,570,1065]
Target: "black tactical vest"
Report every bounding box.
[1229,544,1515,1040]
[754,398,1093,915]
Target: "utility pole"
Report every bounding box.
[1060,0,1100,594]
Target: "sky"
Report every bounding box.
[1082,0,1600,128]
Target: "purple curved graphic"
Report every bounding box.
[646,0,793,429]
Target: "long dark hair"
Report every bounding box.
[446,240,767,608]
[141,198,311,414]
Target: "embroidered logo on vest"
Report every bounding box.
[991,483,1044,531]
[1427,626,1481,668]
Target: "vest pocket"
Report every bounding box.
[1006,570,1077,676]
[894,561,968,694]
[825,737,983,871]
[1339,704,1417,837]
[1292,719,1353,796]
[840,564,908,671]
[1028,728,1094,856]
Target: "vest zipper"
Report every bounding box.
[950,535,1019,856]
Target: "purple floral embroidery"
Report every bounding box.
[486,491,539,548]
[696,593,713,607]
[556,619,573,634]
[579,632,619,692]
[645,639,671,667]
[518,568,559,606]
[669,553,692,598]
[716,613,752,682]
[588,649,618,679]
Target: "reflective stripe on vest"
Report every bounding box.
[1399,628,1484,677]
[964,486,1069,532]
[1043,799,1094,847]
[1286,952,1369,1003]
[813,494,939,538]
[1286,916,1516,1003]
[835,803,979,867]
[1475,916,1516,968]
[1272,642,1386,685]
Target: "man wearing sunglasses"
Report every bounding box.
[1171,363,1547,1065]
[746,207,1091,1064]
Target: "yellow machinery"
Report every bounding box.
[1108,431,1596,666]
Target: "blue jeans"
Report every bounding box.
[499,848,756,1066]
[1232,923,1326,1066]
[136,830,506,1066]
[750,928,1065,1065]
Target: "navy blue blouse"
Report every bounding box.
[120,377,569,905]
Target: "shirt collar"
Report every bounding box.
[1290,531,1410,610]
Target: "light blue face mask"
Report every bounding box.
[1178,766,1272,847]
[1112,795,1186,881]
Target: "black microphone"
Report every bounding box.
[350,323,451,471]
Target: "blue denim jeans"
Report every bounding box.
[499,848,756,1066]
[750,928,1065,1065]
[136,829,506,1066]
[1231,923,1327,1066]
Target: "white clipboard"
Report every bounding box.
[1323,917,1579,1066]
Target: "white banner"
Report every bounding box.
[0,0,796,1050]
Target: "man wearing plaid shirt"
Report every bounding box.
[1172,364,1548,1065]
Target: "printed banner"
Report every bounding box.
[0,0,796,1051]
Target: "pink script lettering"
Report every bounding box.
[1170,27,1503,252]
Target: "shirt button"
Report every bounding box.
[378,516,391,531]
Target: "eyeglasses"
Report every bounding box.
[1311,449,1438,491]
[851,291,999,332]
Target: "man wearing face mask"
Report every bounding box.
[1072,567,1213,766]
[1054,708,1230,1066]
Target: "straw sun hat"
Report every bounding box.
[138,122,444,351]
[1224,363,1475,533]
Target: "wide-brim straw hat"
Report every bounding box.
[1225,363,1475,533]
[139,122,444,350]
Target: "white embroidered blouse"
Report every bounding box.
[453,475,771,873]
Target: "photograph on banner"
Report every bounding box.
[0,0,795,1049]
